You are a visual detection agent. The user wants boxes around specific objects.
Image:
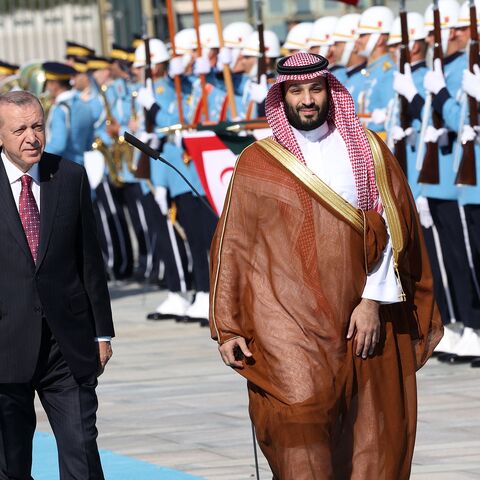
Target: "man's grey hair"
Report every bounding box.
[0,90,44,108]
[0,91,44,127]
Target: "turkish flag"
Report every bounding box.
[183,128,272,215]
[182,131,237,216]
[336,0,359,5]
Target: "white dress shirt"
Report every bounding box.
[1,151,111,341]
[292,123,402,303]
[2,151,41,211]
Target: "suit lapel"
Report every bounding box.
[0,152,35,264]
[36,153,61,271]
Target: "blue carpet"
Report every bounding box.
[32,432,203,479]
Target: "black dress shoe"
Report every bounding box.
[470,357,480,368]
[441,354,479,364]
[181,316,202,324]
[437,353,456,363]
[199,318,209,327]
[146,312,177,321]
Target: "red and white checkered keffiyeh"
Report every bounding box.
[265,52,379,212]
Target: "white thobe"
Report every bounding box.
[292,122,402,303]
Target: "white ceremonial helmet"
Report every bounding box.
[174,28,196,68]
[307,17,338,57]
[332,13,361,67]
[282,22,314,52]
[223,22,255,67]
[424,0,460,54]
[357,6,394,57]
[456,0,480,28]
[174,28,197,54]
[388,12,427,47]
[133,38,170,67]
[193,23,220,50]
[241,30,281,58]
[223,22,254,49]
[424,0,460,30]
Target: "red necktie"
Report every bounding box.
[19,175,40,262]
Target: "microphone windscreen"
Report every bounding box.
[124,132,160,160]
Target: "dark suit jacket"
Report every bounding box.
[0,151,114,382]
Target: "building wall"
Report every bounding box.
[0,1,106,64]
[0,0,438,65]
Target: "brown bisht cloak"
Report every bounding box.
[209,130,443,480]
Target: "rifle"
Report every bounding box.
[166,0,185,125]
[255,0,266,83]
[213,0,238,119]
[254,0,267,118]
[135,35,153,179]
[394,1,410,176]
[192,0,209,122]
[418,0,443,184]
[455,0,478,186]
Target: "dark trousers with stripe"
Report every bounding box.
[464,204,480,287]
[94,180,133,280]
[141,192,189,292]
[422,226,451,325]
[0,321,103,480]
[428,198,480,329]
[116,182,152,280]
[175,193,218,293]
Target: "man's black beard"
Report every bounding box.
[285,100,328,131]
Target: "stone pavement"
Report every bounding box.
[34,282,480,479]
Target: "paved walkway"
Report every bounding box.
[34,282,480,479]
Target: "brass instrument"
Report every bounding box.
[125,90,138,174]
[0,74,21,93]
[92,83,130,187]
[11,62,53,116]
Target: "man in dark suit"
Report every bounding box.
[0,90,114,479]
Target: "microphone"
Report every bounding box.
[124,132,160,161]
[123,131,217,216]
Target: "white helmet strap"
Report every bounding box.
[339,41,355,67]
[359,32,380,58]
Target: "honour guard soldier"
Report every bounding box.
[42,62,95,166]
[133,39,192,318]
[354,6,396,137]
[331,14,366,111]
[135,38,218,323]
[389,12,454,341]
[419,0,480,363]
[307,17,347,83]
[281,22,313,54]
[237,30,281,119]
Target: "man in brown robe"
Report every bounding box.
[209,52,443,480]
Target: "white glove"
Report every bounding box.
[415,196,434,229]
[138,131,160,151]
[391,125,415,143]
[169,56,185,77]
[248,74,269,104]
[154,186,168,215]
[423,125,449,146]
[393,63,418,103]
[136,78,156,110]
[460,124,480,144]
[371,108,387,125]
[218,47,233,66]
[462,64,480,101]
[193,56,211,75]
[424,58,446,95]
[173,130,183,149]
